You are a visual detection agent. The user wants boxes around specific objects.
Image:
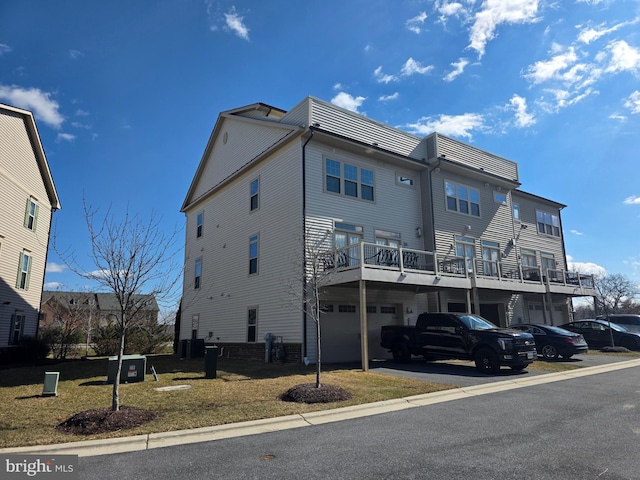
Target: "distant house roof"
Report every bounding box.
[42,291,159,312]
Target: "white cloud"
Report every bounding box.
[524,45,579,84]
[400,57,434,76]
[69,49,83,59]
[406,113,485,140]
[75,109,89,116]
[576,18,640,45]
[570,229,583,236]
[609,114,626,120]
[468,0,541,58]
[406,12,428,34]
[378,92,399,102]
[224,7,250,41]
[623,195,640,205]
[71,122,91,129]
[566,256,607,276]
[0,43,11,55]
[605,40,640,74]
[331,92,366,113]
[374,66,398,84]
[46,262,67,273]
[443,58,469,82]
[0,85,64,128]
[439,2,466,18]
[55,133,76,142]
[624,91,640,114]
[507,94,536,127]
[44,282,64,289]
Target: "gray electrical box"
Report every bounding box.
[42,371,59,396]
[107,355,146,383]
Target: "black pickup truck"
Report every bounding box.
[380,312,536,373]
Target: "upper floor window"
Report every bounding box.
[536,210,560,237]
[196,212,204,238]
[24,198,39,231]
[194,257,202,289]
[16,251,31,290]
[249,234,259,275]
[493,191,507,204]
[250,178,259,211]
[445,181,480,217]
[513,203,520,221]
[325,158,375,202]
[396,174,415,187]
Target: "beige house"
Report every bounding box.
[0,103,60,352]
[180,97,595,366]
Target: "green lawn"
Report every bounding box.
[0,354,590,449]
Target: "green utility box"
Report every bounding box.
[107,354,146,384]
[205,346,218,379]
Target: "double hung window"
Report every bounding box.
[196,212,203,238]
[445,181,480,217]
[24,198,39,231]
[194,257,202,289]
[249,234,259,275]
[536,210,560,237]
[247,308,257,342]
[325,158,374,201]
[16,251,31,290]
[250,178,259,211]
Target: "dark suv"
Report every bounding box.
[597,314,640,333]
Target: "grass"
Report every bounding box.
[0,353,607,449]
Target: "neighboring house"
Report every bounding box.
[0,104,61,352]
[180,96,596,366]
[40,291,160,331]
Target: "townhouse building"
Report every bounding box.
[180,97,595,366]
[0,103,60,352]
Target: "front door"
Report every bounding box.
[335,231,362,267]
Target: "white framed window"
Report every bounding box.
[396,174,415,187]
[334,223,362,267]
[24,197,39,231]
[513,203,520,220]
[247,307,257,342]
[481,240,500,277]
[536,210,560,237]
[196,212,204,238]
[493,191,507,204]
[16,251,31,290]
[249,234,259,275]
[250,178,259,211]
[455,235,475,272]
[521,248,537,267]
[194,257,202,289]
[445,181,480,217]
[375,229,401,247]
[324,158,375,201]
[541,252,555,272]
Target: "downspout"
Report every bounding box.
[427,157,442,312]
[301,127,315,360]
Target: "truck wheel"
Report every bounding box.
[474,348,499,373]
[392,342,411,363]
[541,344,558,360]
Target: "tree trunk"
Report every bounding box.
[111,318,126,412]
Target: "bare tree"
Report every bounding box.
[59,202,179,411]
[593,273,638,316]
[41,292,92,359]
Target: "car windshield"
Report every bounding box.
[459,315,497,330]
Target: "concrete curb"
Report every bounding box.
[3,358,640,457]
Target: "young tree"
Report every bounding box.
[61,203,179,411]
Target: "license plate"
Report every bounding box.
[527,352,536,360]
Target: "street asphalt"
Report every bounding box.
[1,353,638,458]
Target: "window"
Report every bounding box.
[196,212,203,238]
[11,311,25,345]
[445,181,480,217]
[481,240,500,277]
[24,198,39,231]
[521,248,537,267]
[375,229,401,247]
[191,314,199,339]
[250,178,259,211]
[320,304,334,313]
[194,257,202,289]
[247,308,257,342]
[493,191,507,204]
[334,223,362,267]
[396,174,415,187]
[536,210,560,237]
[455,236,475,272]
[249,234,259,275]
[380,306,397,314]
[541,252,556,273]
[324,158,375,201]
[366,306,377,314]
[16,251,31,290]
[513,204,520,220]
[338,305,356,313]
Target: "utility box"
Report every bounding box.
[107,354,146,384]
[42,371,59,397]
[205,346,218,379]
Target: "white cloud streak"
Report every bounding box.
[0,85,64,128]
[46,262,67,273]
[406,12,428,34]
[406,113,485,140]
[400,57,434,76]
[0,43,11,55]
[443,58,469,82]
[508,94,536,127]
[624,91,640,114]
[224,7,250,41]
[623,195,640,205]
[331,92,366,113]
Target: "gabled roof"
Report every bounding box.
[42,291,159,312]
[181,102,302,211]
[0,103,61,210]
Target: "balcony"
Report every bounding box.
[320,242,596,296]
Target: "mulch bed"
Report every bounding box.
[56,406,157,435]
[280,383,353,404]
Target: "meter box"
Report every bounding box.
[107,354,146,383]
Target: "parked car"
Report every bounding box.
[559,319,640,351]
[380,312,536,373]
[510,324,588,360]
[596,314,640,333]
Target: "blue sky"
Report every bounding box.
[1,0,639,303]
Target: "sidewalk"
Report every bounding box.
[3,355,640,458]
